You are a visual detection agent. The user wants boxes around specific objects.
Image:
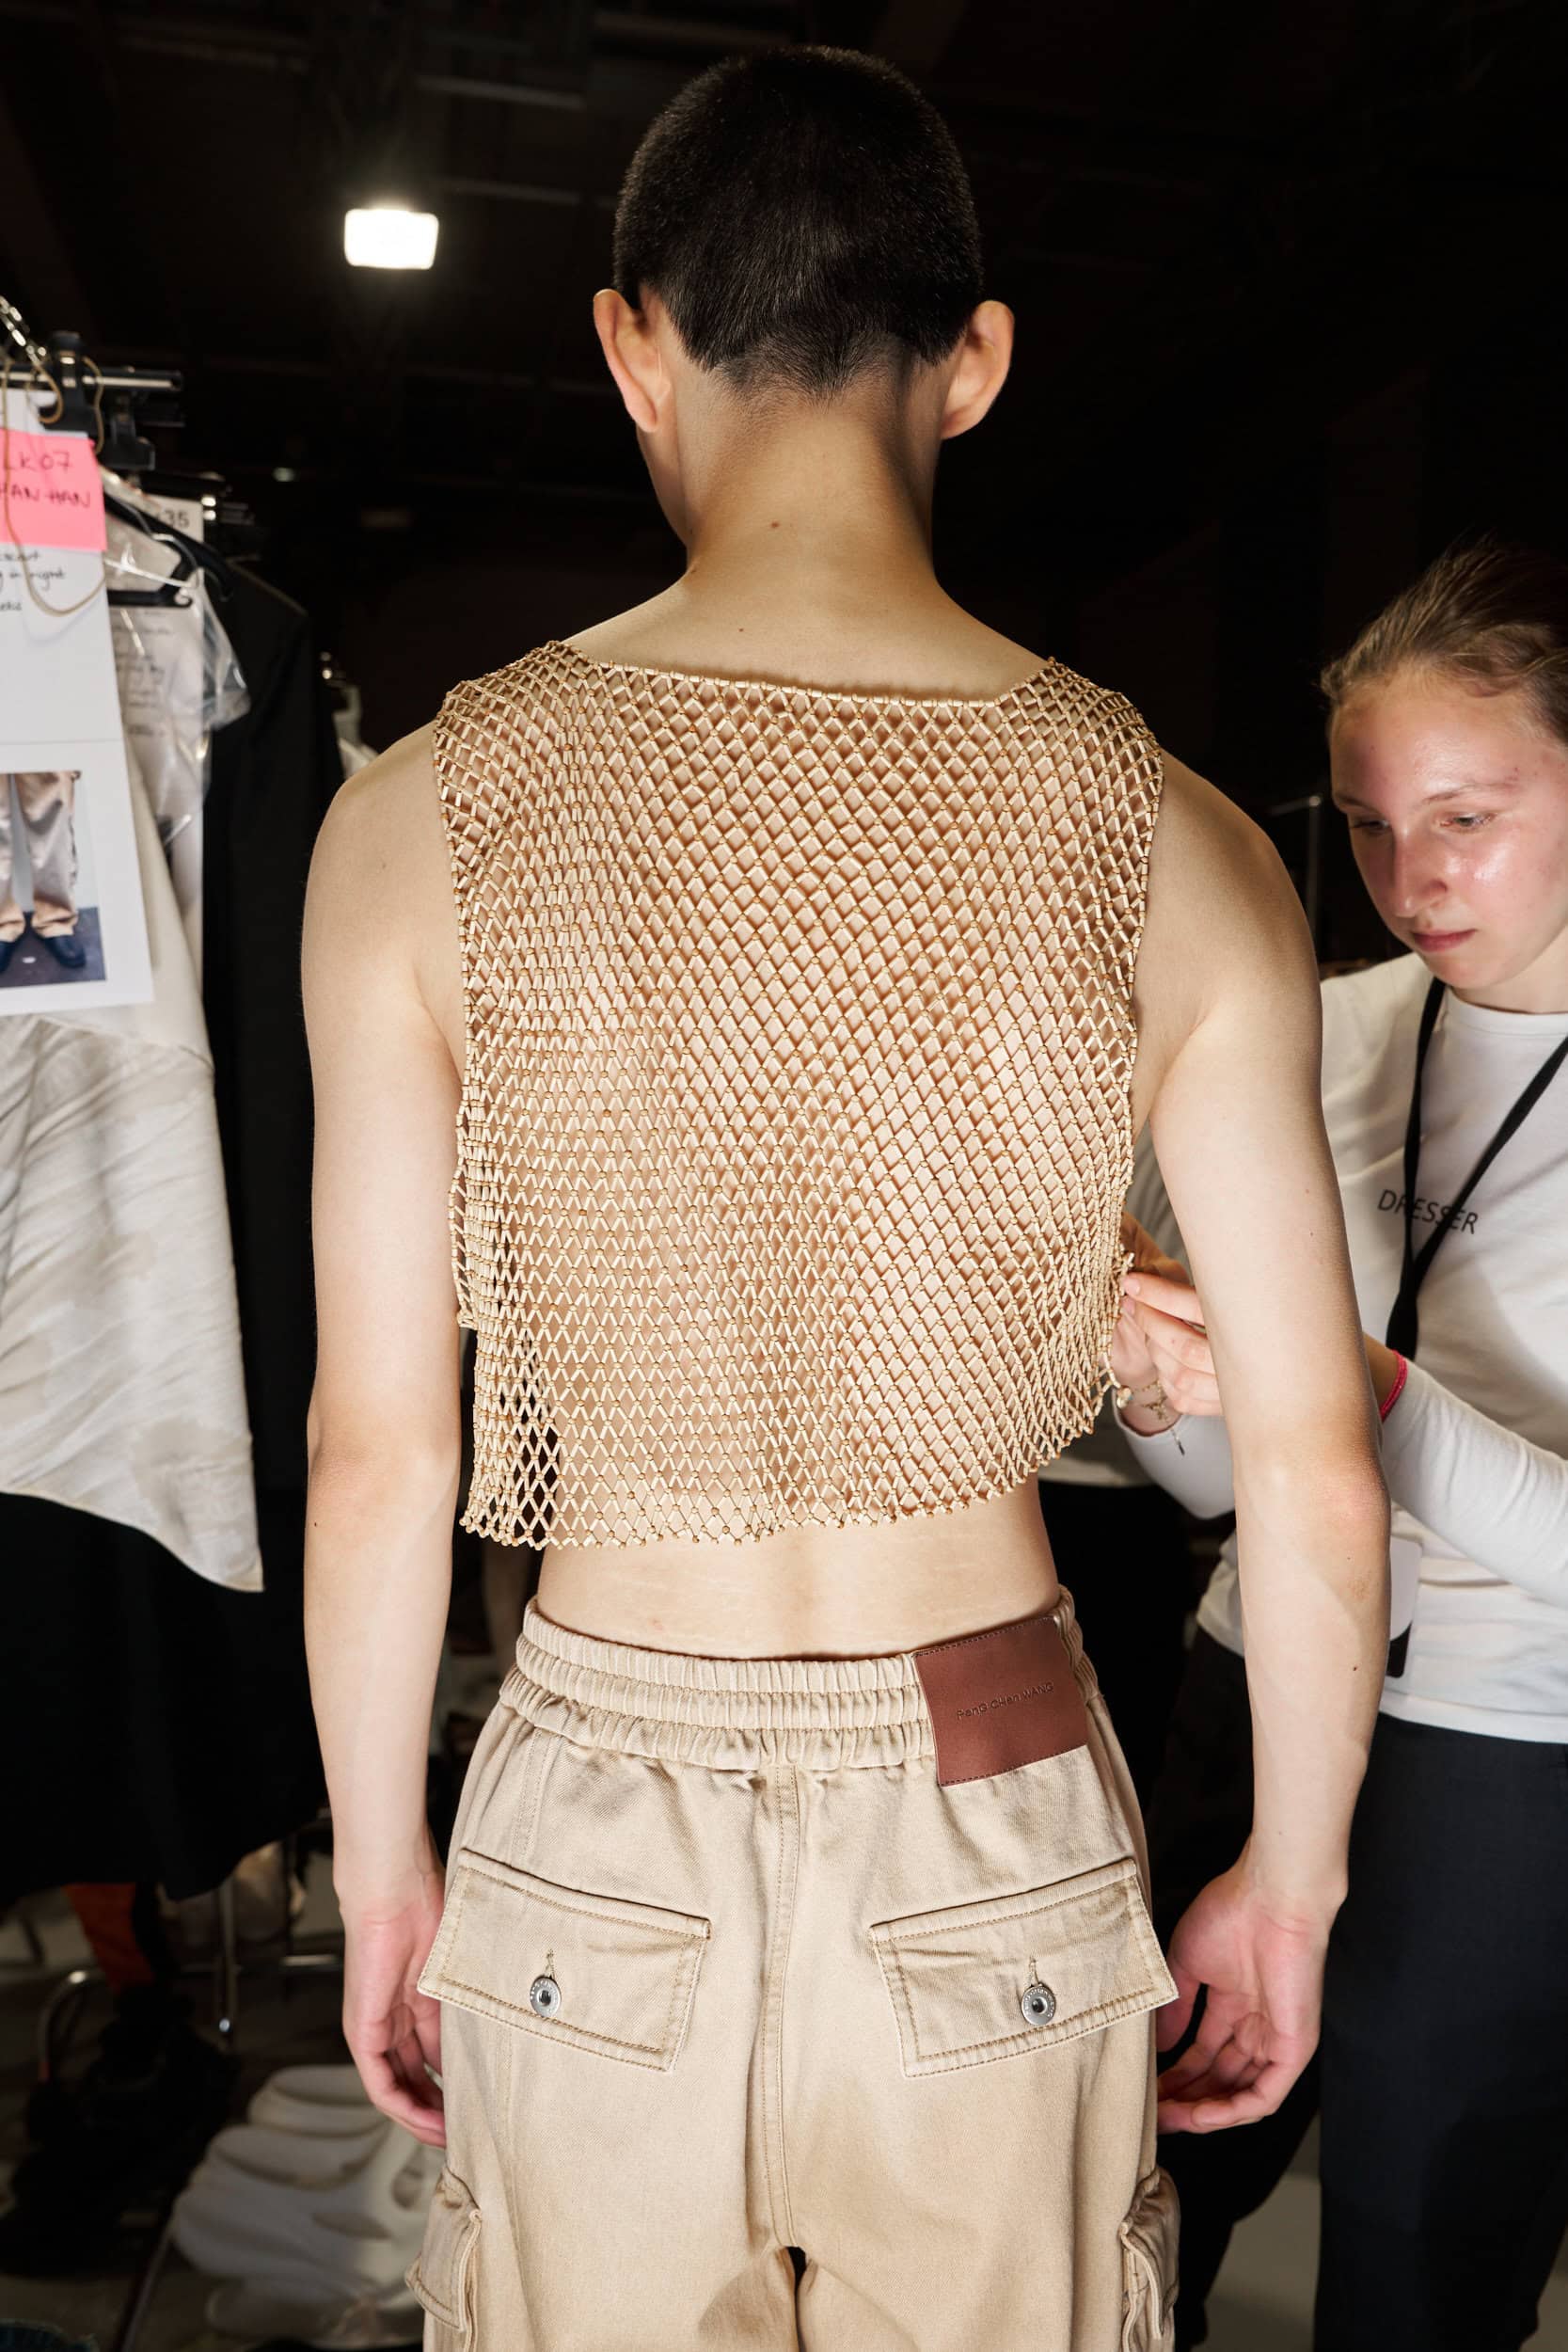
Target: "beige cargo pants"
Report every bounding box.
[0,770,80,941]
[410,1589,1179,2350]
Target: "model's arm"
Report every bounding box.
[1133,758,1388,2134]
[302,728,462,2147]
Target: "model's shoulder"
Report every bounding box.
[310,723,446,912]
[1130,753,1317,1120]
[1142,753,1316,1018]
[1035,657,1158,742]
[323,722,436,834]
[436,642,578,728]
[1149,753,1284,895]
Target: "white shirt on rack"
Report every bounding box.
[1122,953,1568,1742]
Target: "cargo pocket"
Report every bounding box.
[1119,2166,1179,2349]
[419,1849,710,2072]
[406,2168,480,2348]
[869,1852,1176,2078]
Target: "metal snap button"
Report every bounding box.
[1021,1980,1056,2026]
[529,1974,562,2018]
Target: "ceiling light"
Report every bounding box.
[344,207,439,270]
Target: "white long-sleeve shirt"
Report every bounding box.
[1122,953,1568,1742]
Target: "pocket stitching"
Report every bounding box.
[657,1913,703,2071]
[869,1853,1139,1946]
[421,1857,710,2068]
[878,1940,1171,2071]
[429,1949,699,2062]
[872,1859,1173,2074]
[1118,2166,1180,2346]
[405,2171,480,2335]
[453,1852,710,1944]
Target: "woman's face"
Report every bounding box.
[1330,667,1568,1009]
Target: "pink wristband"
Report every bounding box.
[1379,1353,1409,1422]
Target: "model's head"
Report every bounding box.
[1323,537,1568,1005]
[595,46,1008,528]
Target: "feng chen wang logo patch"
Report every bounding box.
[956,1681,1054,1719]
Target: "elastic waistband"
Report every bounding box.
[501,1589,1092,1772]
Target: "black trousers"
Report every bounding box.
[1036,1478,1194,1808]
[1148,1629,1568,2352]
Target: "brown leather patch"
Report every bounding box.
[913,1616,1089,1788]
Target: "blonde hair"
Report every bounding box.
[1321,535,1568,749]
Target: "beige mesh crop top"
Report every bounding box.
[434,640,1163,1549]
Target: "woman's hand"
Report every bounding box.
[1111,1215,1216,1429]
[339,1844,448,2146]
[1116,1212,1223,1422]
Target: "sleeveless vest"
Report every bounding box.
[433,640,1162,1549]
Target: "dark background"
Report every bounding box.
[4,0,1567,960]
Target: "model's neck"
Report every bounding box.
[678,407,942,631]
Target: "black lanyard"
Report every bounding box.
[1385,977,1568,1357]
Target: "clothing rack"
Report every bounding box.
[4,294,346,2352]
[7,328,182,469]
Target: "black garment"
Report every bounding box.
[1318,1713,1568,2352]
[1037,1479,1195,1806]
[0,1979,237,2276]
[1148,1630,1568,2352]
[203,563,345,1495]
[0,1493,323,1902]
[0,568,340,1900]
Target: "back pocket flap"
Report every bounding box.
[870,1853,1175,2077]
[406,2167,480,2342]
[419,1850,710,2072]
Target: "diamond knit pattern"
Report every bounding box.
[434,641,1163,1549]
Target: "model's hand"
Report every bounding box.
[340,1851,448,2146]
[1119,1261,1223,1420]
[1155,1859,1326,2133]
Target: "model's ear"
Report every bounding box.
[593,289,666,433]
[940,300,1014,441]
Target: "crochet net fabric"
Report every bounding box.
[435,641,1163,1549]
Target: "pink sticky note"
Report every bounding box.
[0,428,107,553]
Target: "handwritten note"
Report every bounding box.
[0,428,106,553]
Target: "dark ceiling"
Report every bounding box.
[3,0,1567,887]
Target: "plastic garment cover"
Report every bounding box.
[103,482,248,880]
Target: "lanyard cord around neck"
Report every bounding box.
[1386,976,1568,1357]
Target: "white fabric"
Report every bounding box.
[0,747,260,1585]
[173,2065,437,2348]
[1122,954,1568,1741]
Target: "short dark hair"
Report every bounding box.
[612,45,983,399]
[1322,534,1568,752]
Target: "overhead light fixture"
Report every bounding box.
[344,207,439,270]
